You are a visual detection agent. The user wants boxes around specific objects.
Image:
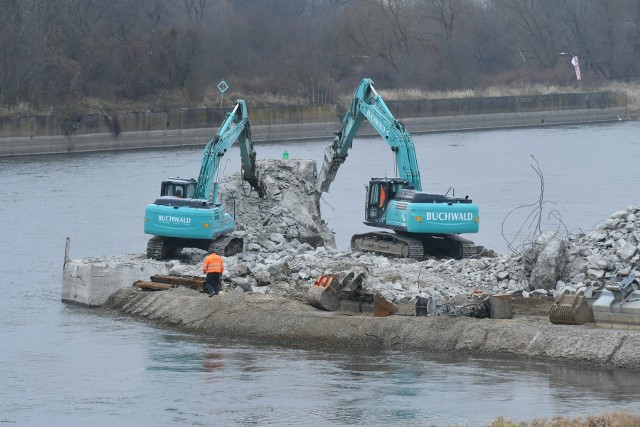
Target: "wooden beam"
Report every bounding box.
[149,275,204,289]
[133,280,174,291]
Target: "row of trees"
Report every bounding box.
[1,0,639,110]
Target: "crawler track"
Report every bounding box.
[146,234,244,260]
[351,232,424,260]
[351,231,476,260]
[146,236,178,260]
[207,235,244,257]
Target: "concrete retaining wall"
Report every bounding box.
[103,286,640,370]
[0,92,627,157]
[0,104,338,138]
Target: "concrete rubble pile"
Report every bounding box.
[62,159,640,308]
[148,160,640,306]
[428,207,640,300]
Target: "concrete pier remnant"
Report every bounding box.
[62,254,169,307]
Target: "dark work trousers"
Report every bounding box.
[205,272,221,295]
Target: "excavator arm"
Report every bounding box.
[196,100,265,202]
[316,78,421,195]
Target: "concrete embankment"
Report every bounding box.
[1,91,627,156]
[103,286,640,370]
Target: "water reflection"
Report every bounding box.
[203,350,224,373]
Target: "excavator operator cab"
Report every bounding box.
[365,178,409,222]
[160,178,197,199]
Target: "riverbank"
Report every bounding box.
[1,91,628,157]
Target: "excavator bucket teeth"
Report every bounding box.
[244,175,267,198]
[340,272,366,295]
[549,290,593,325]
[340,272,355,290]
[352,272,366,288]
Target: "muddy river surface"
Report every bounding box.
[1,121,640,425]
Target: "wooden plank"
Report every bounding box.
[133,280,174,291]
[150,275,204,289]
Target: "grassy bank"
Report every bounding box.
[1,82,638,120]
[375,81,639,120]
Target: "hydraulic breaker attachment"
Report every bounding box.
[316,144,347,196]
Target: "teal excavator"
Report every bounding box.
[316,78,480,259]
[144,100,265,259]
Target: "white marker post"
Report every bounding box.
[217,80,229,107]
[571,56,582,87]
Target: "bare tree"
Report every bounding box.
[339,0,413,73]
[494,0,563,69]
[2,0,639,111]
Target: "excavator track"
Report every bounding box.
[147,236,165,260]
[207,235,244,257]
[447,234,477,259]
[147,236,181,260]
[417,233,477,259]
[351,232,424,260]
[351,231,476,260]
[147,235,243,260]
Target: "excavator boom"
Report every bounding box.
[196,100,265,200]
[317,78,421,195]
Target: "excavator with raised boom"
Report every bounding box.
[144,100,265,260]
[316,78,479,259]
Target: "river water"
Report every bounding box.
[1,121,640,426]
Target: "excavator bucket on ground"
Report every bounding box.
[306,274,342,311]
[306,272,397,316]
[549,289,595,325]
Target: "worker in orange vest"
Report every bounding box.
[379,186,387,207]
[202,249,224,296]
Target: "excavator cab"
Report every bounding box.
[365,178,409,222]
[160,178,197,199]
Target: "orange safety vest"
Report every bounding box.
[379,187,387,207]
[203,253,224,274]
